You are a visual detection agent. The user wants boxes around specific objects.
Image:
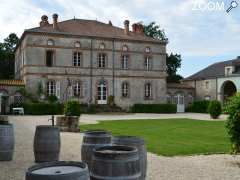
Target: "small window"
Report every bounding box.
[46,50,54,67]
[73,52,81,66]
[122,82,129,98]
[73,82,82,97]
[144,57,151,70]
[145,47,151,53]
[98,53,106,68]
[99,43,105,50]
[226,68,231,75]
[74,42,81,48]
[122,45,128,52]
[144,83,152,99]
[121,55,129,69]
[47,39,54,46]
[47,81,56,96]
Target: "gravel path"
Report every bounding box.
[1,115,239,180]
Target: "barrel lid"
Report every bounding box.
[26,161,88,176]
[94,145,138,159]
[84,130,111,137]
[113,136,145,145]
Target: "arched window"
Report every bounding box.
[122,45,128,52]
[73,82,82,97]
[144,83,152,99]
[122,82,129,98]
[47,81,56,96]
[121,54,129,69]
[99,43,105,50]
[74,41,81,48]
[47,39,54,46]
[145,47,151,53]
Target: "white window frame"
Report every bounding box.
[145,47,151,53]
[122,83,129,98]
[144,83,152,99]
[121,55,129,69]
[73,82,82,97]
[47,81,56,96]
[47,39,54,46]
[144,57,151,70]
[98,53,106,68]
[73,52,81,67]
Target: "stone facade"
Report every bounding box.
[15,15,167,109]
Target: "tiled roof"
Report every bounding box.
[25,19,165,43]
[184,58,240,81]
[0,80,25,86]
[167,83,194,89]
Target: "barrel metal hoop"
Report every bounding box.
[90,173,141,180]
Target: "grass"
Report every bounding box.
[80,118,231,156]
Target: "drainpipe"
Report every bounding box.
[90,39,93,103]
[112,39,115,98]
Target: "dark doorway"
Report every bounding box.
[0,96,8,115]
[222,81,237,102]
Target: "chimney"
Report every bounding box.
[124,20,130,35]
[108,20,112,26]
[52,13,59,30]
[39,15,49,27]
[132,23,144,34]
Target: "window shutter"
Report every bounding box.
[56,81,61,99]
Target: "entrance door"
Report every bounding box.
[174,94,185,113]
[0,95,8,115]
[97,82,107,104]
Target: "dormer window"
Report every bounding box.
[225,66,233,76]
[99,43,105,50]
[122,45,128,52]
[74,41,81,48]
[145,47,151,53]
[47,39,54,46]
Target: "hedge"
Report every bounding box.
[22,103,64,115]
[131,104,177,113]
[185,100,210,113]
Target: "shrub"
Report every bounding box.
[185,100,210,113]
[225,93,240,153]
[64,100,81,116]
[22,103,63,115]
[47,95,58,104]
[131,104,177,113]
[208,100,222,119]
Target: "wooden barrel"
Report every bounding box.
[34,125,61,163]
[81,130,111,171]
[0,123,14,161]
[112,136,147,180]
[91,145,141,180]
[25,161,90,180]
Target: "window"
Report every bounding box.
[98,53,106,68]
[47,81,56,96]
[122,82,129,98]
[47,39,54,46]
[145,47,151,53]
[74,42,81,48]
[144,83,152,99]
[226,68,231,75]
[73,52,81,66]
[99,43,105,50]
[73,82,82,97]
[14,92,23,105]
[144,57,151,70]
[121,55,129,69]
[46,50,54,67]
[205,81,209,89]
[122,45,128,52]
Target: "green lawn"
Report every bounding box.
[80,119,231,156]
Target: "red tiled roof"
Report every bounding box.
[0,79,25,86]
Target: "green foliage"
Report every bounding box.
[22,103,63,115]
[64,100,81,116]
[166,53,183,83]
[208,100,222,119]
[186,100,210,113]
[143,22,167,41]
[225,93,240,153]
[37,82,44,97]
[131,104,176,113]
[81,119,230,156]
[47,95,58,104]
[0,33,19,79]
[19,87,38,102]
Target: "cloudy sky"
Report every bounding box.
[0,0,240,77]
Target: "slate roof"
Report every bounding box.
[0,80,25,86]
[24,19,165,44]
[184,58,240,81]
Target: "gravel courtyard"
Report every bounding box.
[1,114,240,180]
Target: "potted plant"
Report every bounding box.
[56,100,81,132]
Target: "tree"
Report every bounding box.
[144,22,183,83]
[0,33,19,79]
